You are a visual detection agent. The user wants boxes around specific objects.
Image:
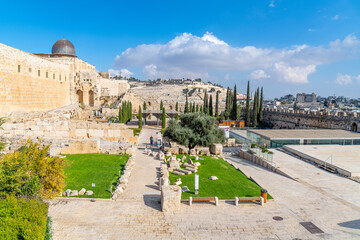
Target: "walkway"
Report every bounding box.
[48,130,360,239]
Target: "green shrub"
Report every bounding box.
[0,196,48,240]
[132,128,141,136]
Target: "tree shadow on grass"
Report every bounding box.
[143,194,161,211]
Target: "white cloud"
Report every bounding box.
[113,32,360,84]
[308,28,316,32]
[249,70,270,80]
[332,14,340,20]
[224,73,230,80]
[356,75,360,82]
[108,69,120,77]
[336,73,352,85]
[269,0,275,7]
[108,68,134,77]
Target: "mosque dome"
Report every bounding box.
[51,39,76,56]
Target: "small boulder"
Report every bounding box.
[70,190,78,196]
[187,159,194,164]
[182,186,190,192]
[194,155,199,161]
[85,190,94,196]
[79,188,86,195]
[181,156,187,161]
[194,162,201,167]
[209,176,218,180]
[173,181,182,186]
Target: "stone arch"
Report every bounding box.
[148,101,151,106]
[169,105,173,110]
[351,122,358,132]
[76,90,83,104]
[89,90,94,107]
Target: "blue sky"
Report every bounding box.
[1,0,360,99]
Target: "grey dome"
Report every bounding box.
[52,39,76,56]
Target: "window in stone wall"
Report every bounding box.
[65,76,67,81]
[53,74,55,79]
[18,65,20,73]
[38,70,40,77]
[46,72,48,78]
[28,68,32,73]
[59,75,61,80]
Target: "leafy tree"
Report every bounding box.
[231,84,237,120]
[143,101,147,110]
[259,87,263,122]
[209,95,213,116]
[163,113,225,150]
[215,91,219,117]
[0,117,5,151]
[185,93,189,113]
[138,106,142,129]
[161,107,166,128]
[245,81,251,127]
[0,140,67,199]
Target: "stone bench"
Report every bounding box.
[189,196,219,206]
[235,196,264,206]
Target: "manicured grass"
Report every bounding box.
[168,155,272,200]
[64,154,129,198]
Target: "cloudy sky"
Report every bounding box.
[1,0,360,98]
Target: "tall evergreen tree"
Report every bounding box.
[129,102,133,121]
[209,95,213,116]
[192,102,196,112]
[175,102,179,112]
[185,93,189,113]
[143,101,147,110]
[118,106,123,123]
[225,87,230,112]
[138,106,142,129]
[196,104,199,112]
[162,107,166,128]
[215,91,219,117]
[259,87,263,123]
[231,84,237,120]
[200,105,203,113]
[189,102,192,113]
[237,105,241,120]
[160,100,163,110]
[253,89,259,127]
[203,91,208,113]
[245,81,251,127]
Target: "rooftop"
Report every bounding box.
[248,129,360,140]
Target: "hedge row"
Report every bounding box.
[0,196,48,240]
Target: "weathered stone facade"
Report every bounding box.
[0,41,129,116]
[263,108,360,132]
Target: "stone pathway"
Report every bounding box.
[48,131,360,239]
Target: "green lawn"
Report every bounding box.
[64,154,129,198]
[168,155,272,200]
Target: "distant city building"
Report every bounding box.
[296,93,316,103]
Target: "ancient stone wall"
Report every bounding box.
[0,43,71,116]
[263,108,360,132]
[100,79,129,97]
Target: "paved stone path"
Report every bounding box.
[49,130,360,239]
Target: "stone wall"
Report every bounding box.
[263,108,360,132]
[100,79,129,97]
[0,43,71,116]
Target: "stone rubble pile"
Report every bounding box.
[111,154,136,200]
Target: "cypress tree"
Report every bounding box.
[200,105,203,112]
[203,91,208,114]
[245,80,251,127]
[143,101,147,110]
[118,106,123,123]
[225,87,230,112]
[185,93,189,113]
[196,104,199,112]
[192,102,195,112]
[130,102,132,121]
[209,95,213,116]
[237,105,241,120]
[189,102,192,113]
[175,102,179,112]
[231,84,237,120]
[215,91,219,117]
[253,89,258,127]
[160,100,163,110]
[138,106,142,129]
[259,87,263,123]
[162,107,166,128]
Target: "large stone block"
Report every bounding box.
[210,144,223,155]
[161,185,182,212]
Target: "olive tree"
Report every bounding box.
[163,113,225,149]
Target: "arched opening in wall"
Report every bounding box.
[351,122,358,132]
[297,118,301,126]
[89,90,94,107]
[169,106,173,110]
[148,101,151,106]
[76,90,83,104]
